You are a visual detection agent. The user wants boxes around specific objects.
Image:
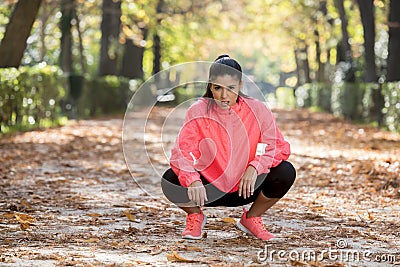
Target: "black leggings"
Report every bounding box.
[161,161,296,207]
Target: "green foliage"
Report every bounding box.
[360,83,381,120]
[77,76,138,117]
[235,52,280,85]
[0,64,66,133]
[0,2,11,40]
[1,0,398,133]
[295,81,400,132]
[0,0,393,81]
[172,83,205,106]
[276,87,296,109]
[382,82,400,132]
[0,64,140,134]
[295,83,312,108]
[311,83,331,112]
[297,82,367,120]
[331,82,365,120]
[295,83,331,111]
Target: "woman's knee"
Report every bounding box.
[278,161,296,186]
[161,168,179,194]
[162,168,179,182]
[261,161,296,198]
[161,169,191,204]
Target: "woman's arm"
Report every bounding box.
[248,103,290,174]
[170,109,203,187]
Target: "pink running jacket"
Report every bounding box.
[170,96,290,193]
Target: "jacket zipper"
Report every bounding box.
[227,108,233,189]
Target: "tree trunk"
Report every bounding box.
[38,1,57,62]
[315,0,329,83]
[0,0,42,68]
[295,46,311,84]
[60,0,74,73]
[334,0,355,82]
[153,0,164,76]
[39,4,48,61]
[303,46,311,84]
[314,29,325,83]
[121,38,145,79]
[99,0,121,76]
[74,7,86,74]
[120,25,147,79]
[357,0,377,82]
[294,49,302,86]
[334,0,352,62]
[153,32,161,75]
[387,0,400,82]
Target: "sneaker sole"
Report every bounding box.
[236,220,254,236]
[237,220,275,240]
[182,215,207,240]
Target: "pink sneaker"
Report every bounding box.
[182,211,207,240]
[237,209,275,240]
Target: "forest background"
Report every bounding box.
[0,0,400,134]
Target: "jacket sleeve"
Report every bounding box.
[169,108,202,187]
[248,103,291,174]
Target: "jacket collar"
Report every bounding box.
[201,96,244,115]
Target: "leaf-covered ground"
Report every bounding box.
[0,108,399,266]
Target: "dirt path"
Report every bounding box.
[0,108,399,266]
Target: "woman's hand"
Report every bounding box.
[188,181,208,206]
[238,165,258,199]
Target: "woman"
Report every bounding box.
[161,55,296,240]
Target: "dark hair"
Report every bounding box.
[203,54,246,111]
[209,54,242,82]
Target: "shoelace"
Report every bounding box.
[186,214,201,230]
[249,216,268,232]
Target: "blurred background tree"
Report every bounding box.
[387,0,400,82]
[0,0,399,133]
[0,0,42,67]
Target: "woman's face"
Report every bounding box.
[210,75,242,110]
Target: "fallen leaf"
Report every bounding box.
[204,258,224,265]
[87,213,101,218]
[139,206,149,212]
[123,210,135,222]
[185,246,203,252]
[14,212,35,230]
[290,260,307,266]
[84,238,99,243]
[166,251,198,263]
[150,245,163,255]
[352,164,361,174]
[20,199,33,211]
[221,217,236,224]
[125,260,150,265]
[2,213,15,220]
[367,211,374,221]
